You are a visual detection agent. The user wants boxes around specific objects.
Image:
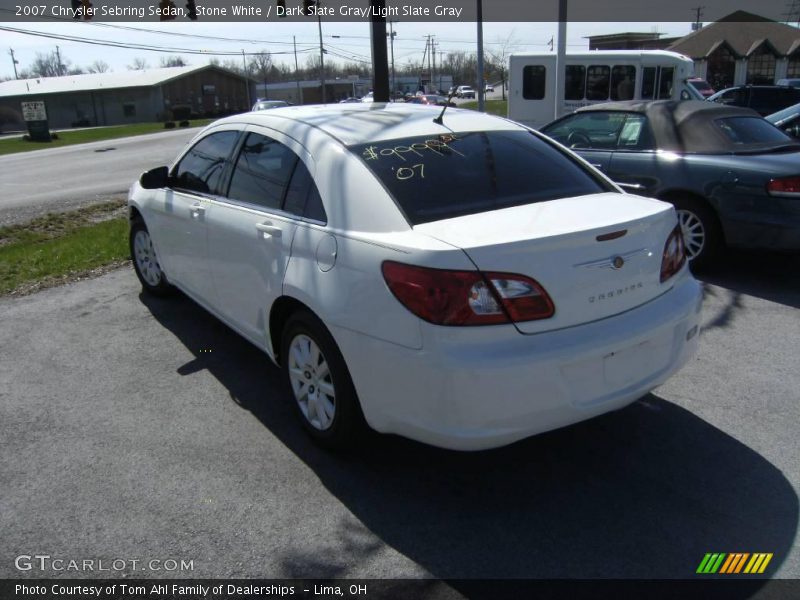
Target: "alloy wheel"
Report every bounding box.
[287,334,336,431]
[133,229,162,287]
[676,208,705,261]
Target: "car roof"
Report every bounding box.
[571,100,772,153]
[213,103,520,146]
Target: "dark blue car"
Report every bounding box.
[542,101,800,267]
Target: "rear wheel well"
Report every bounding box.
[269,296,313,365]
[657,190,724,242]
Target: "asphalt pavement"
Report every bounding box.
[1,251,798,588]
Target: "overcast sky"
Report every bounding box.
[2,21,697,79]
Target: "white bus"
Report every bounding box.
[508,50,702,129]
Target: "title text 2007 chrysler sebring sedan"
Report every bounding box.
[129,103,701,451]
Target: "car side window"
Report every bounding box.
[543,112,626,150]
[172,130,239,195]
[283,158,328,223]
[227,132,299,210]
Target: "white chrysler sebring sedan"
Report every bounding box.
[129,103,701,451]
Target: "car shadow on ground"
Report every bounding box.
[140,291,797,594]
[695,249,800,310]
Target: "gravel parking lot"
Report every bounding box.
[1,251,798,589]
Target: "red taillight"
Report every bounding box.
[660,224,686,283]
[767,176,800,197]
[381,261,555,326]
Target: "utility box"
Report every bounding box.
[21,101,51,142]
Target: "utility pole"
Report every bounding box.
[241,50,251,107]
[8,48,19,79]
[476,1,485,111]
[428,35,433,92]
[439,51,445,92]
[387,21,396,97]
[691,6,705,29]
[55,45,63,76]
[431,38,436,93]
[293,35,302,104]
[317,5,326,103]
[419,36,429,92]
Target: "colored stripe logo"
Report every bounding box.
[697,553,773,574]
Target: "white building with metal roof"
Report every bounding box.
[0,64,254,132]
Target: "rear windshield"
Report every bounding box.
[714,116,792,145]
[349,131,608,225]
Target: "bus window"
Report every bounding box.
[586,65,610,100]
[565,65,586,100]
[523,65,546,99]
[657,67,675,99]
[642,67,656,99]
[611,65,636,100]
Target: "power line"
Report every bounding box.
[0,25,317,56]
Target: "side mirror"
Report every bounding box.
[140,166,169,189]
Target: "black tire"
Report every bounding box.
[667,196,723,271]
[281,310,367,449]
[129,219,173,296]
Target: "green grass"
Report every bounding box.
[0,201,129,295]
[0,119,216,156]
[460,99,508,117]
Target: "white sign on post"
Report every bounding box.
[21,101,47,122]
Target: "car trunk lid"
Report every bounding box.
[413,192,678,334]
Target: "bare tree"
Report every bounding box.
[249,52,273,94]
[87,60,110,74]
[29,51,66,77]
[486,32,518,100]
[160,56,188,68]
[127,57,150,71]
[210,57,246,76]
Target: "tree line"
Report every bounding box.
[4,38,515,94]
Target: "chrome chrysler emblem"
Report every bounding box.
[573,248,650,270]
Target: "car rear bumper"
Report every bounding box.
[332,273,702,451]
[721,196,800,251]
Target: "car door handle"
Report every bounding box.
[256,222,282,239]
[190,203,205,218]
[590,163,604,170]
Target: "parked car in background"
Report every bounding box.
[485,83,495,93]
[688,77,714,98]
[777,78,800,88]
[707,85,800,116]
[252,100,291,111]
[129,103,700,451]
[541,100,800,267]
[766,102,800,138]
[405,94,455,107]
[339,97,363,104]
[456,85,475,99]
